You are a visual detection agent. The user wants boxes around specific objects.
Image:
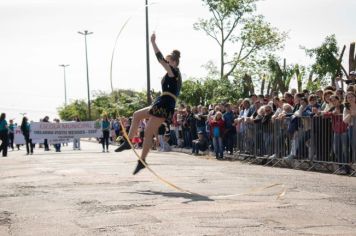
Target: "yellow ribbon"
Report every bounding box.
[110,2,157,92]
[110,3,287,200]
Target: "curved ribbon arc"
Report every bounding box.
[110,3,287,200]
[119,113,286,197]
[110,2,157,92]
[210,183,286,200]
[118,117,287,198]
[110,2,197,194]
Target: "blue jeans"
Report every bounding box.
[183,129,192,148]
[213,137,223,158]
[333,132,349,163]
[169,130,177,146]
[73,138,81,149]
[349,126,355,162]
[263,132,273,156]
[54,143,61,152]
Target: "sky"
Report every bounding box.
[0,0,355,122]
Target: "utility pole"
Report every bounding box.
[59,64,69,106]
[78,30,93,120]
[145,0,152,104]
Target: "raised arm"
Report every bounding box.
[151,33,174,77]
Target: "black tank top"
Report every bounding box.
[161,66,182,97]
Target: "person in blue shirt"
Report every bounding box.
[20,116,33,155]
[0,113,9,157]
[115,32,182,175]
[223,104,236,155]
[101,115,111,152]
[8,119,15,151]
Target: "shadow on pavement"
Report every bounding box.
[135,190,214,204]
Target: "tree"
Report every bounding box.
[57,89,148,121]
[180,80,205,105]
[58,100,89,121]
[180,77,242,106]
[303,34,340,86]
[294,64,306,92]
[194,0,286,80]
[267,57,302,95]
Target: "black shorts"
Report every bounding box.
[149,95,176,120]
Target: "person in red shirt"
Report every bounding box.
[322,95,350,173]
[209,111,225,160]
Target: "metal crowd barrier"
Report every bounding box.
[234,115,355,175]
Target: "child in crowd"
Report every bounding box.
[209,111,225,160]
[192,131,209,155]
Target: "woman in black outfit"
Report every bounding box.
[21,117,33,155]
[115,33,182,175]
[0,113,9,157]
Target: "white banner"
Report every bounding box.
[30,121,102,142]
[14,127,43,145]
[14,127,25,145]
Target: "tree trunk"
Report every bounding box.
[242,74,254,97]
[260,76,265,95]
[220,39,225,80]
[266,79,272,95]
[332,45,346,86]
[307,71,314,89]
[274,61,286,94]
[350,42,356,73]
[294,65,303,92]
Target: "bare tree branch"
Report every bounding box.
[224,15,242,43]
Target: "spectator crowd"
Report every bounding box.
[0,72,355,175]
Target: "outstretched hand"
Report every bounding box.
[151,33,156,43]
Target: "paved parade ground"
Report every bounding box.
[0,141,355,236]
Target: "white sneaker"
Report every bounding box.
[283,155,294,161]
[106,150,109,153]
[102,149,105,153]
[268,154,276,160]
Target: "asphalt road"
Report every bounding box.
[0,141,355,236]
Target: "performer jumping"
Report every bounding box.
[115,32,182,175]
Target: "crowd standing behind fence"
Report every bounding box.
[1,73,355,175]
[143,76,355,175]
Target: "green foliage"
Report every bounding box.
[267,57,305,94]
[241,15,286,51]
[58,90,148,121]
[113,90,148,117]
[303,34,339,83]
[179,80,205,105]
[305,71,321,92]
[203,0,257,15]
[57,100,89,121]
[194,0,287,80]
[180,77,242,106]
[294,64,306,92]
